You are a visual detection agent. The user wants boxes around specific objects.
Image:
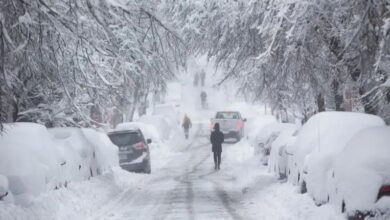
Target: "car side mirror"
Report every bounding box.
[147,139,152,144]
[243,118,247,122]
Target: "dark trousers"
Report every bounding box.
[213,151,221,168]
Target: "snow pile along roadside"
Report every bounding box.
[0,123,118,205]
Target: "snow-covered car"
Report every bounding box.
[153,103,180,124]
[138,114,176,140]
[328,126,390,219]
[289,112,385,205]
[268,127,298,179]
[49,128,99,182]
[0,123,63,204]
[108,127,152,174]
[50,128,119,183]
[253,123,295,165]
[210,111,246,142]
[286,133,299,182]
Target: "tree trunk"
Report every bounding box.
[316,93,325,112]
[360,88,378,115]
[332,79,344,111]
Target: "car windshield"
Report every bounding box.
[108,132,142,146]
[216,112,239,119]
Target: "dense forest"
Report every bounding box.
[1,0,390,129]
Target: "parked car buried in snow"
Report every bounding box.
[210,111,246,142]
[108,128,152,174]
[328,126,390,219]
[268,126,298,179]
[289,112,385,206]
[253,123,295,166]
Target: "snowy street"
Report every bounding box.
[2,1,390,219]
[0,123,342,220]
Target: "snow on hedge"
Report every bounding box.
[330,126,390,215]
[0,123,118,205]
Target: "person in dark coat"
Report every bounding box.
[210,123,224,170]
[182,114,192,139]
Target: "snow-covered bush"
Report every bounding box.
[290,112,385,204]
[268,125,298,179]
[329,126,390,218]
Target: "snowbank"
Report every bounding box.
[330,126,390,216]
[0,123,118,205]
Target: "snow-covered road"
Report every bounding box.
[0,121,344,220]
[1,60,345,220]
[89,123,250,220]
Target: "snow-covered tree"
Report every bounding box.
[0,0,185,128]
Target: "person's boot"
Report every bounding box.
[218,162,221,170]
[214,163,217,170]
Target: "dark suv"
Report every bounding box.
[108,129,152,174]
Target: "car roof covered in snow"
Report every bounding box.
[109,122,142,134]
[336,126,390,172]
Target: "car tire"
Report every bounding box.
[236,133,241,142]
[341,200,346,213]
[300,180,307,194]
[143,160,151,174]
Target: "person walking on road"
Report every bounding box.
[210,123,224,170]
[182,114,192,139]
[200,91,207,109]
[200,70,206,87]
[193,72,199,87]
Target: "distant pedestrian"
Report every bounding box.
[193,72,199,87]
[200,70,206,87]
[182,114,192,139]
[200,91,207,109]
[210,123,224,170]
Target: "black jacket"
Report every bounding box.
[210,128,224,152]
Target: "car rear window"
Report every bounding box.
[108,132,143,146]
[216,112,240,119]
